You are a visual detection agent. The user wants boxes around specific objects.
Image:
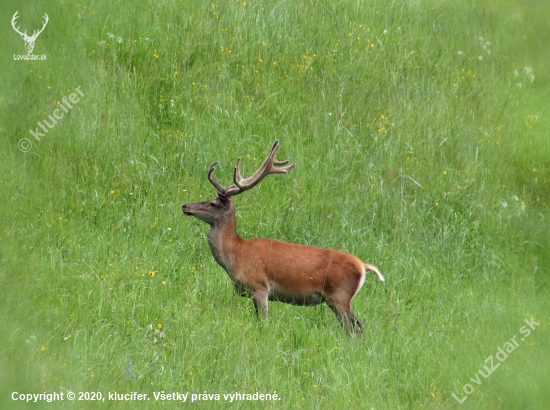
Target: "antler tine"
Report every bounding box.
[273,159,291,166]
[207,161,227,195]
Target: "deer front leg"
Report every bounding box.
[251,285,269,321]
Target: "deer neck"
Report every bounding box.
[206,208,240,272]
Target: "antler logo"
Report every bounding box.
[11,11,49,54]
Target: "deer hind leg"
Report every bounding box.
[325,296,364,334]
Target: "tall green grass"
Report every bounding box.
[1,0,549,408]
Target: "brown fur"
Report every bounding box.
[182,195,383,334]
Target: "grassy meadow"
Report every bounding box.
[1,0,549,408]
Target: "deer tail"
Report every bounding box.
[364,264,384,282]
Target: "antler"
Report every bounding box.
[208,140,296,197]
[29,13,49,40]
[11,11,27,37]
[11,11,48,40]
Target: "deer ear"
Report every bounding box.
[217,192,231,207]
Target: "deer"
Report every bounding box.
[181,141,384,334]
[11,11,49,54]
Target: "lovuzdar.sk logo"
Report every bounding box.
[12,10,48,60]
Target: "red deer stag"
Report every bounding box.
[181,141,384,334]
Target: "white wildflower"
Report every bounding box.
[25,336,37,345]
[523,67,534,83]
[117,37,123,44]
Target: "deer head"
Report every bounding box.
[12,11,49,54]
[182,140,296,226]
